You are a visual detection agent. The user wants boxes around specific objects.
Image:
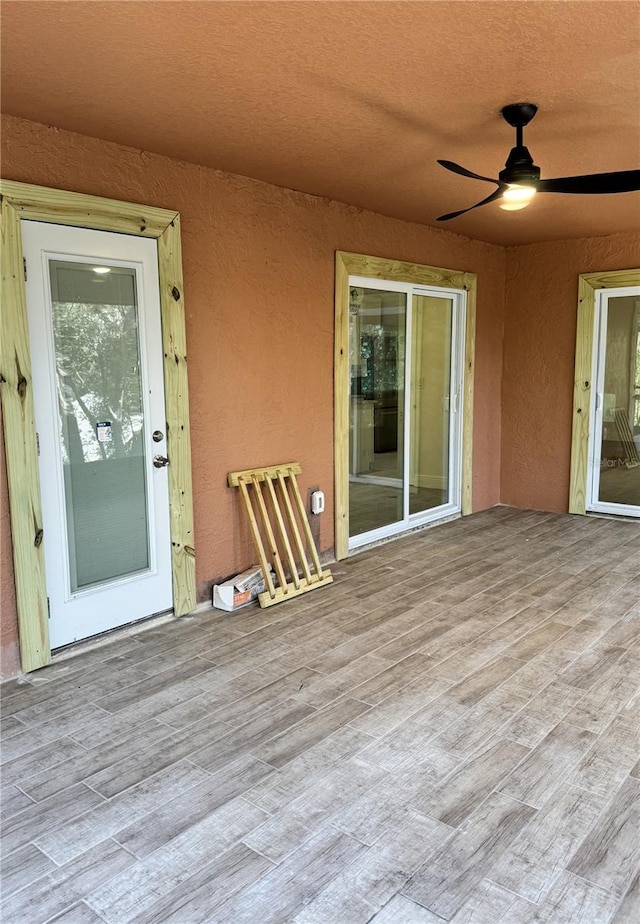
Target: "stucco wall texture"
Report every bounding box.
[1,115,508,677]
[501,234,640,512]
[2,117,638,679]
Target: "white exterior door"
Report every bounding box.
[22,220,173,649]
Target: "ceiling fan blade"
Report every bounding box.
[436,188,505,222]
[538,170,640,194]
[437,160,499,184]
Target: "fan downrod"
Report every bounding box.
[501,103,538,128]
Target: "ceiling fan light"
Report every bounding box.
[499,200,531,211]
[502,184,537,203]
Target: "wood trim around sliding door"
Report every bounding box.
[569,267,640,515]
[334,251,477,561]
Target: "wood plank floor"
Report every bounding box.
[1,507,639,923]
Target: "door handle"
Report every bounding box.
[153,455,169,468]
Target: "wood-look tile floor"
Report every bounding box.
[2,507,640,923]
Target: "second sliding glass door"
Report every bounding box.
[348,277,465,549]
[587,287,640,516]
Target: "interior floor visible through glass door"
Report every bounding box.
[349,481,447,537]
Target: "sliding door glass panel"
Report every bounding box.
[409,296,453,515]
[349,287,406,538]
[597,295,640,507]
[49,260,151,592]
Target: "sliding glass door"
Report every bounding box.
[409,295,454,516]
[348,277,465,549]
[348,286,406,537]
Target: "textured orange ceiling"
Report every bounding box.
[2,0,639,245]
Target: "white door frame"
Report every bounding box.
[586,285,640,517]
[0,180,196,672]
[22,221,174,648]
[569,267,640,516]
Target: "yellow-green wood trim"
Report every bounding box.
[336,252,473,289]
[0,197,50,672]
[461,277,477,516]
[157,216,196,616]
[0,180,175,238]
[334,253,351,560]
[0,180,196,670]
[575,268,640,291]
[334,251,476,560]
[569,267,640,514]
[568,277,597,515]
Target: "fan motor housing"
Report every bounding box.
[499,145,541,185]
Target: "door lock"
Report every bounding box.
[153,455,170,468]
[152,430,164,442]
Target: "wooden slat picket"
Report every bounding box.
[228,462,333,607]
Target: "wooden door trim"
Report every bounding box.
[0,180,195,671]
[569,267,640,514]
[334,251,476,561]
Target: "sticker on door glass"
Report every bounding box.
[96,421,113,442]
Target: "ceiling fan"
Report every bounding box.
[436,103,640,221]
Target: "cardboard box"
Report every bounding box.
[212,565,272,612]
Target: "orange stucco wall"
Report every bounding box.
[0,115,506,677]
[501,235,640,512]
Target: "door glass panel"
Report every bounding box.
[49,260,150,591]
[349,287,406,537]
[597,295,640,507]
[409,295,453,514]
